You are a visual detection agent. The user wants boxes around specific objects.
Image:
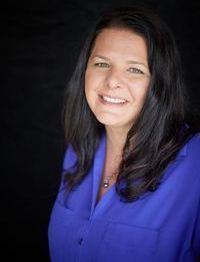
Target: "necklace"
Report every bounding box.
[102,172,117,188]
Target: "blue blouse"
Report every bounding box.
[48,134,200,262]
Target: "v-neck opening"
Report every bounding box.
[90,134,106,214]
[89,134,115,218]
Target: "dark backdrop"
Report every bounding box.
[1,0,200,261]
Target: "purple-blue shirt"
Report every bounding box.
[48,134,200,261]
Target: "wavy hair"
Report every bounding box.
[63,6,196,201]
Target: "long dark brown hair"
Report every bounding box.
[62,6,197,202]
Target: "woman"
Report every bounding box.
[48,6,200,262]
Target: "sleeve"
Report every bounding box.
[62,144,77,171]
[192,198,200,259]
[56,145,77,205]
[186,133,200,259]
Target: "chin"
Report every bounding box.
[95,116,117,126]
[96,117,126,129]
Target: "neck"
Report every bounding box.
[105,126,128,156]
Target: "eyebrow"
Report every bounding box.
[91,55,148,68]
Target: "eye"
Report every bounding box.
[128,67,144,74]
[94,62,110,68]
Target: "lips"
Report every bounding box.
[99,94,127,104]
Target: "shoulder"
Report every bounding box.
[188,132,200,146]
[185,133,200,160]
[62,144,77,171]
[167,133,200,185]
[176,133,200,183]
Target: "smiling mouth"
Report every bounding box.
[99,95,127,105]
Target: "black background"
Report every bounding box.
[1,0,200,261]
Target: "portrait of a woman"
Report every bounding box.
[48,5,200,262]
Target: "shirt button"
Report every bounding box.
[78,238,83,245]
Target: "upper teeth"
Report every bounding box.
[102,95,126,104]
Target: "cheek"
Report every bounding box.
[129,79,149,103]
[85,72,98,108]
[85,71,93,97]
[85,70,95,92]
[85,68,106,87]
[130,88,146,103]
[84,84,92,106]
[85,76,103,102]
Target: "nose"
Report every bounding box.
[105,68,124,89]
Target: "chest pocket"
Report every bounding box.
[50,200,76,225]
[48,201,78,261]
[97,222,159,262]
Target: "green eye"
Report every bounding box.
[94,62,109,68]
[128,67,143,74]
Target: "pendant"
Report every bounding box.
[103,181,109,188]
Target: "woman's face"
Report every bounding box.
[85,28,150,133]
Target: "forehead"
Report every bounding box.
[91,28,148,60]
